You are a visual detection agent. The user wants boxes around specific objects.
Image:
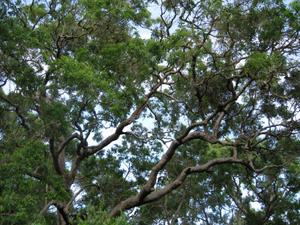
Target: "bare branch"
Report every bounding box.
[57,133,82,156]
[68,79,164,183]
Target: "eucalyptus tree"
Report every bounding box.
[0,0,299,225]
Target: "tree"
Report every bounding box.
[0,0,299,224]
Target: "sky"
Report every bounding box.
[136,2,160,39]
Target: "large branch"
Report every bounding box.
[86,81,163,156]
[108,80,254,217]
[68,80,164,182]
[57,133,83,156]
[110,150,281,218]
[143,158,246,203]
[109,118,281,218]
[108,126,233,217]
[40,201,71,225]
[109,155,247,217]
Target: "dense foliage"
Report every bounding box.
[0,0,299,224]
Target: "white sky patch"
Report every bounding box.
[250,201,262,211]
[137,27,152,40]
[158,61,168,67]
[235,58,246,69]
[148,2,161,19]
[2,79,16,95]
[136,2,160,39]
[240,184,262,211]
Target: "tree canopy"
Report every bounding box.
[0,0,299,224]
